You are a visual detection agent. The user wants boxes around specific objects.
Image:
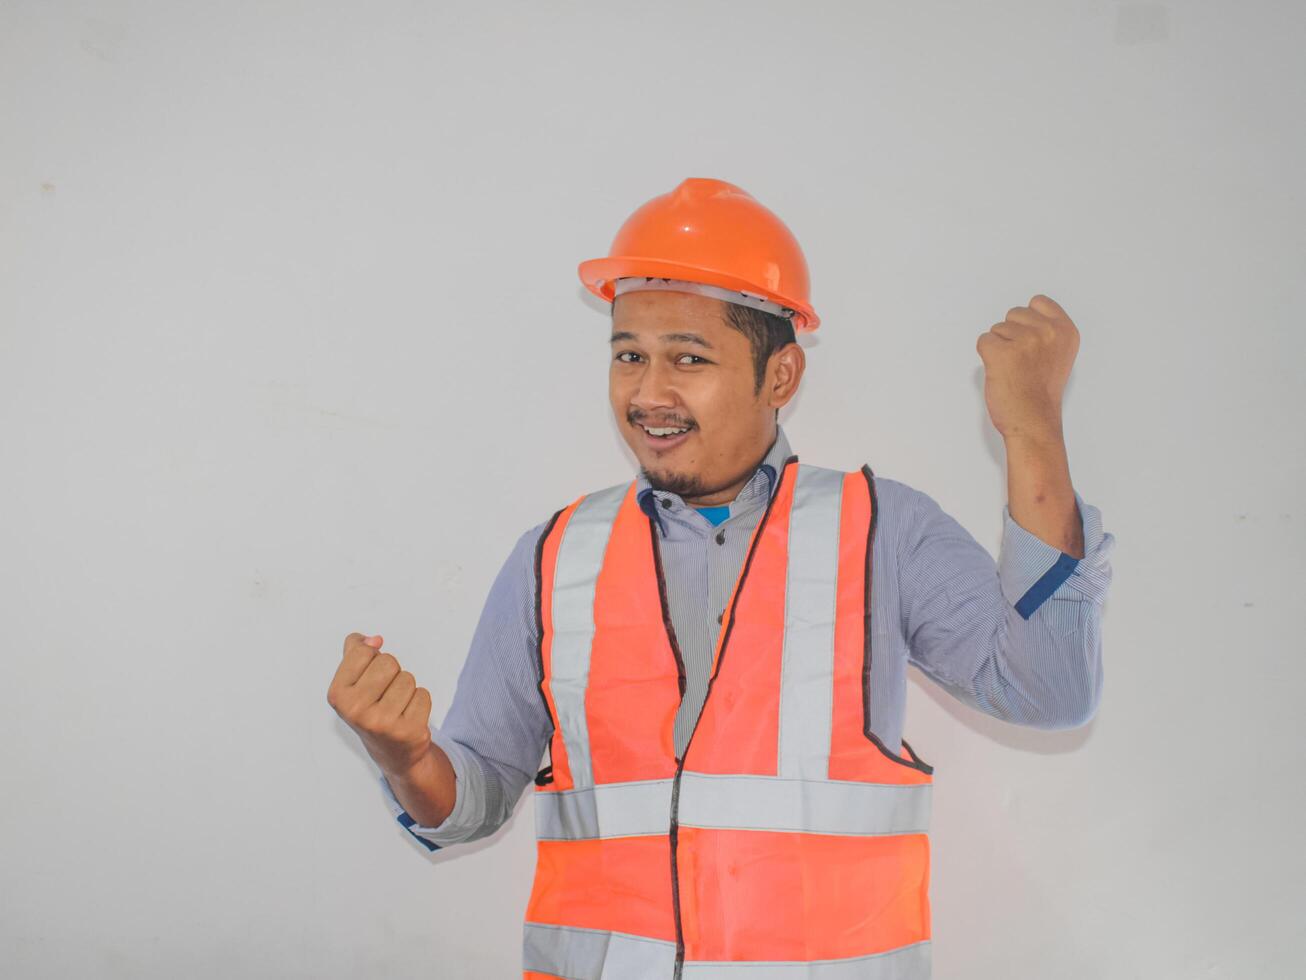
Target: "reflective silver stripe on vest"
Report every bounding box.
[547,482,629,791]
[535,773,929,839]
[535,778,675,840]
[777,466,846,780]
[523,922,677,980]
[677,771,930,836]
[681,940,931,979]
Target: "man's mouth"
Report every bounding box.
[639,424,692,438]
[633,420,695,450]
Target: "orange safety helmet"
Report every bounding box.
[578,177,820,332]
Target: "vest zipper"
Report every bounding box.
[649,521,690,975]
[654,456,797,978]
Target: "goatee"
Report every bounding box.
[640,466,711,499]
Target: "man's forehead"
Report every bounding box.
[611,292,734,340]
[613,288,728,318]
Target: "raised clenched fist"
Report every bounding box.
[975,294,1080,443]
[327,632,434,778]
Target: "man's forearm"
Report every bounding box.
[1004,429,1085,559]
[384,741,457,828]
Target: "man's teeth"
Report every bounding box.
[642,425,690,437]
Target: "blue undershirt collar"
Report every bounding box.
[693,505,731,526]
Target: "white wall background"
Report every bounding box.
[2,1,1302,977]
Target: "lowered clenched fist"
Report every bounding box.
[327,632,434,778]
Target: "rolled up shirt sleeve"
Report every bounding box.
[376,521,554,853]
[377,726,489,852]
[998,491,1115,614]
[899,483,1117,730]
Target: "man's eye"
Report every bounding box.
[678,354,708,365]
[615,352,641,363]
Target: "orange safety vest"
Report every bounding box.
[523,456,935,979]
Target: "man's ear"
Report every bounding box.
[767,342,806,409]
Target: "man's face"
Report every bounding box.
[608,289,798,505]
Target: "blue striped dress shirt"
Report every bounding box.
[379,425,1116,851]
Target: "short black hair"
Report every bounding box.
[723,302,797,394]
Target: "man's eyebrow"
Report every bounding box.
[609,330,714,349]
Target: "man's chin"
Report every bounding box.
[640,464,709,499]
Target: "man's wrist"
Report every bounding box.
[1001,422,1065,453]
[384,742,455,828]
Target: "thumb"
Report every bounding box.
[362,634,383,648]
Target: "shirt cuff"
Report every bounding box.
[998,491,1116,619]
[376,725,482,852]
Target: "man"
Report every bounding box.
[327,177,1115,978]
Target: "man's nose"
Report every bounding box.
[630,362,676,410]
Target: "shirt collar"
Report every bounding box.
[636,425,794,528]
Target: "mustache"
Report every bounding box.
[628,409,697,430]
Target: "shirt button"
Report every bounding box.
[714,530,726,545]
[661,498,673,509]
